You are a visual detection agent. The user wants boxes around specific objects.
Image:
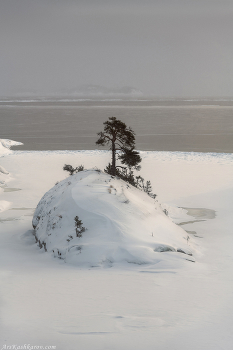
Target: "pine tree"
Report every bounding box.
[96,117,141,177]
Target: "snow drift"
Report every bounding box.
[32,170,192,267]
[0,139,23,156]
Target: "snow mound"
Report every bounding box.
[0,165,11,188]
[0,200,11,213]
[0,165,9,174]
[0,139,23,156]
[32,170,192,267]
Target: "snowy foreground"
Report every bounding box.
[1,141,233,349]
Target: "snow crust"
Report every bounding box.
[32,170,192,266]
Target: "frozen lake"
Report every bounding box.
[1,149,233,349]
[1,99,233,152]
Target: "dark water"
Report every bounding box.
[0,99,233,152]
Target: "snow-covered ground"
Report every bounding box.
[32,169,194,267]
[1,141,233,349]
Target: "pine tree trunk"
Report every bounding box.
[111,140,116,176]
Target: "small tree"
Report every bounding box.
[144,180,157,199]
[96,117,141,177]
[74,216,86,238]
[136,176,157,199]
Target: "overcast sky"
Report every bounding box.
[1,0,233,97]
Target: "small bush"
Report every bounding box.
[77,165,84,172]
[105,163,137,187]
[67,235,73,242]
[63,164,76,175]
[104,165,157,199]
[74,216,86,238]
[63,164,85,175]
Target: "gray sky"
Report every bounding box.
[1,0,233,97]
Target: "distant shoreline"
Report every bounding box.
[2,98,233,107]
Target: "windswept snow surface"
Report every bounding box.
[32,170,192,267]
[1,148,233,349]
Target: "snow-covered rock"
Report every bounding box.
[32,170,193,267]
[0,139,23,156]
[0,164,11,188]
